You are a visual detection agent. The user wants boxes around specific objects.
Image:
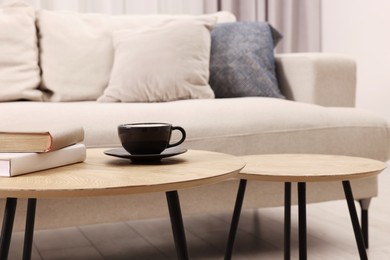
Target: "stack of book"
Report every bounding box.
[0,124,86,177]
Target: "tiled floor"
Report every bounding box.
[7,165,390,259]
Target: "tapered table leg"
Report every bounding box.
[343,181,368,260]
[23,198,37,260]
[0,198,17,260]
[166,191,189,260]
[225,179,247,260]
[298,182,307,260]
[284,182,291,260]
[361,209,369,248]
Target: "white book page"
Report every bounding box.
[0,160,11,177]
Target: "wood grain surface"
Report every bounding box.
[0,149,245,198]
[239,154,386,182]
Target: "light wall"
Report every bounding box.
[322,0,390,121]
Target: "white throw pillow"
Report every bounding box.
[0,1,41,101]
[98,18,216,102]
[37,10,235,102]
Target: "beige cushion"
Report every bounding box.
[37,11,235,102]
[97,18,216,102]
[1,98,389,162]
[0,1,41,101]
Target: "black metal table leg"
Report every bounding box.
[284,182,291,260]
[0,198,17,260]
[361,208,369,249]
[342,181,368,260]
[358,198,371,249]
[23,199,37,260]
[297,182,307,260]
[166,190,189,260]
[225,179,247,260]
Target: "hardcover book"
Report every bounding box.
[0,143,86,177]
[0,124,84,152]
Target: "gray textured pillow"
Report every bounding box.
[209,21,284,98]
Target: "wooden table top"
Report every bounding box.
[239,154,387,182]
[0,149,245,199]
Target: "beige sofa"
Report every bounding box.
[0,2,389,237]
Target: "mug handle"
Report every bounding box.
[167,126,186,148]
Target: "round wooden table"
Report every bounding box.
[0,149,245,260]
[225,154,386,260]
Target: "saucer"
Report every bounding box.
[104,147,187,163]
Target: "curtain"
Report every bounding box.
[215,0,322,52]
[1,0,321,52]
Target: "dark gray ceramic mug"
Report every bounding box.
[118,123,186,155]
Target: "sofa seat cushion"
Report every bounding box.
[2,98,389,161]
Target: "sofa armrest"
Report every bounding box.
[275,53,357,107]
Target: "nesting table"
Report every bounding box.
[0,149,245,260]
[225,154,386,260]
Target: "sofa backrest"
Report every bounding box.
[0,0,236,102]
[37,10,236,102]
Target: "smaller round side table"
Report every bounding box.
[225,154,386,260]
